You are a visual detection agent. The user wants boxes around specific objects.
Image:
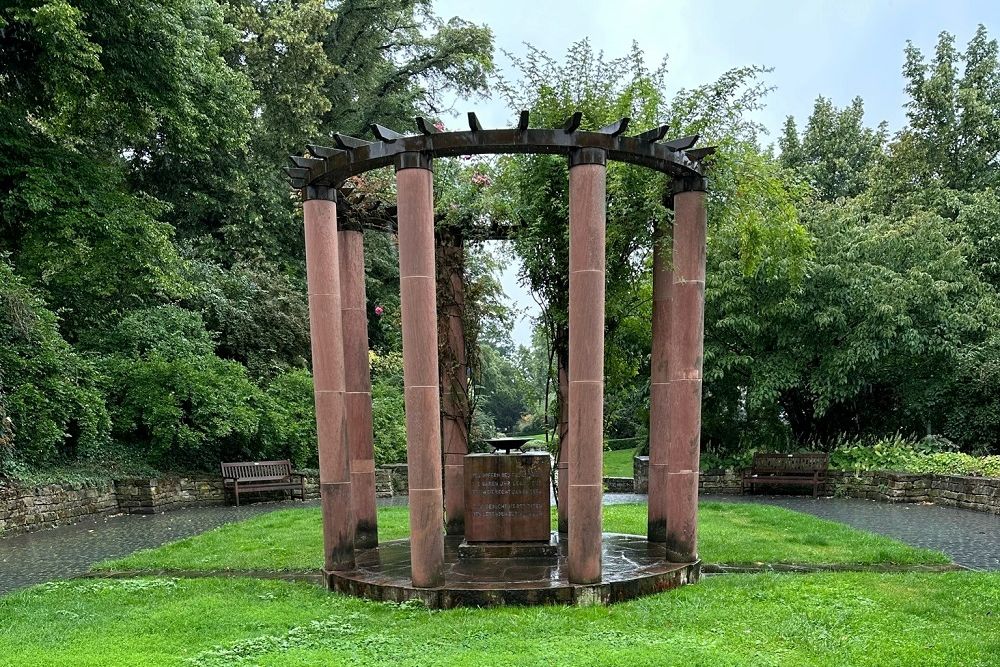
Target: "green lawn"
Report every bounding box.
[2,572,998,666]
[95,502,947,573]
[603,447,636,477]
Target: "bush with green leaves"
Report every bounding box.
[97,306,263,470]
[830,435,1000,477]
[258,368,317,468]
[0,261,111,469]
[370,352,407,465]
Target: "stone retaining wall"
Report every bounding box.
[631,456,1000,515]
[0,480,118,535]
[0,467,404,536]
[8,459,997,537]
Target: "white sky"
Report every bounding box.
[433,0,1000,348]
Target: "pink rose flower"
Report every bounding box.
[374,305,384,317]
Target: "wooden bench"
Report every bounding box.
[742,452,829,497]
[221,460,306,506]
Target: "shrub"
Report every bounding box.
[101,353,263,470]
[0,261,111,468]
[371,352,407,465]
[258,368,317,468]
[830,434,1000,478]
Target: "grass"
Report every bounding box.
[2,572,999,666]
[94,502,947,573]
[603,447,636,477]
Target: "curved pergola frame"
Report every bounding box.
[290,111,710,593]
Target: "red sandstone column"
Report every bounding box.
[556,353,570,534]
[303,185,355,571]
[339,224,379,548]
[665,177,708,563]
[567,148,607,585]
[396,153,445,588]
[437,231,469,535]
[647,219,672,543]
[437,229,469,536]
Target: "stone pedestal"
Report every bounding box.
[463,452,551,549]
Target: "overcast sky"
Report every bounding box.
[432,0,1000,349]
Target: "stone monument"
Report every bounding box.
[459,438,556,558]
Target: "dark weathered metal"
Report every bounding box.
[371,124,403,143]
[517,110,530,131]
[598,118,630,136]
[568,146,607,168]
[415,117,439,135]
[633,125,669,143]
[334,133,373,149]
[305,184,337,202]
[285,166,310,179]
[663,134,699,151]
[684,146,716,161]
[291,155,325,169]
[308,144,346,159]
[291,112,706,191]
[672,174,709,194]
[294,131,702,188]
[395,151,433,172]
[563,111,583,133]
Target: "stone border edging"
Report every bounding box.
[702,562,966,574]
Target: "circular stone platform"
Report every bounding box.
[325,533,701,608]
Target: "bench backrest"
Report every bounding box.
[751,452,829,474]
[221,460,293,482]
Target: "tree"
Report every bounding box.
[778,97,886,201]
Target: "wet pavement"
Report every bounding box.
[607,493,1000,571]
[2,492,998,596]
[329,532,698,608]
[0,501,320,596]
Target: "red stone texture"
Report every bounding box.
[304,198,354,569]
[647,224,672,542]
[567,161,606,584]
[339,228,378,548]
[664,190,707,562]
[666,471,699,562]
[437,237,469,536]
[464,453,551,543]
[556,360,570,534]
[396,164,445,587]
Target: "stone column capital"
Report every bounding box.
[568,146,607,168]
[304,184,338,202]
[394,151,433,172]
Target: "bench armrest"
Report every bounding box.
[289,470,308,479]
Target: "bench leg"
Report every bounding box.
[235,487,240,507]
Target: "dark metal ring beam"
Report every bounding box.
[293,124,705,188]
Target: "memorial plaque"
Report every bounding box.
[464,452,551,543]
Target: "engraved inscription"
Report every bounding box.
[464,453,552,542]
